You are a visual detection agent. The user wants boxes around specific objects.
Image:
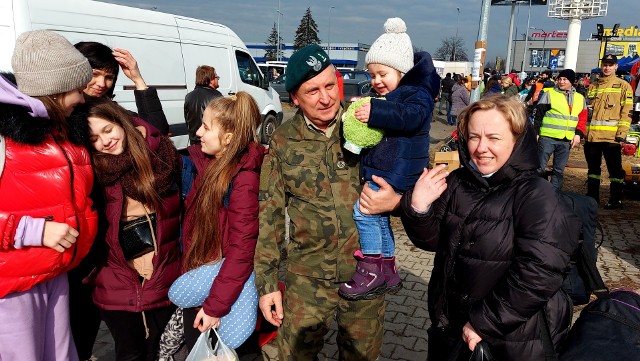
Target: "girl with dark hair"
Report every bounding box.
[79,97,181,361]
[180,91,264,350]
[0,30,97,361]
[74,41,169,134]
[70,41,171,359]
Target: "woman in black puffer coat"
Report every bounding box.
[400,95,580,361]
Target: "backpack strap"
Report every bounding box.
[180,155,196,200]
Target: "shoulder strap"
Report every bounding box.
[180,155,196,200]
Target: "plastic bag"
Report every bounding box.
[185,327,239,361]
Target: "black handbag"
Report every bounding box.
[446,340,495,361]
[118,212,157,260]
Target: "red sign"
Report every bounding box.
[531,31,568,39]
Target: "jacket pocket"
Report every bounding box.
[282,143,323,200]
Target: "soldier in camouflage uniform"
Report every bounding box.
[254,44,400,360]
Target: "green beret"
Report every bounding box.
[285,44,331,92]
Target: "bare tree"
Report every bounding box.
[434,36,469,61]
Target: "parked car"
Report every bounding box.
[340,70,371,81]
[343,78,371,103]
[270,74,290,103]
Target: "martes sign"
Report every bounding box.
[530,31,568,39]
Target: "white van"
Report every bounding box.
[0,0,283,148]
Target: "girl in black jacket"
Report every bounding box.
[401,95,580,360]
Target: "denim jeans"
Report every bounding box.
[449,115,458,126]
[537,136,571,190]
[439,92,450,114]
[353,181,395,257]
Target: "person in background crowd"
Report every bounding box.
[507,68,521,88]
[180,92,264,351]
[439,73,454,118]
[534,69,587,190]
[254,44,400,360]
[501,76,519,98]
[0,30,98,361]
[482,74,502,97]
[75,97,182,361]
[338,17,439,301]
[575,77,588,98]
[184,65,223,145]
[584,54,634,209]
[450,74,470,126]
[401,95,579,361]
[74,42,169,135]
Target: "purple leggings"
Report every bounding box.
[0,274,78,361]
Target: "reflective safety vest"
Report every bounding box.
[586,75,634,143]
[540,89,584,140]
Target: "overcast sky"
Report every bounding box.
[100,0,637,67]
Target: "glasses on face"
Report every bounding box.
[214,75,220,79]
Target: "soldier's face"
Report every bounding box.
[291,66,340,130]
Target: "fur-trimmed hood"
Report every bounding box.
[0,102,90,146]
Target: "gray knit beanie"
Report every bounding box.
[366,18,414,74]
[12,30,92,97]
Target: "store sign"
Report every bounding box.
[604,25,640,38]
[531,30,568,39]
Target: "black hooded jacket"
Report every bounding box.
[400,121,580,360]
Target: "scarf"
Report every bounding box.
[96,135,179,203]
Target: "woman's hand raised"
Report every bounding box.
[411,164,449,213]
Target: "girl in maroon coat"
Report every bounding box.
[81,97,181,361]
[181,91,264,350]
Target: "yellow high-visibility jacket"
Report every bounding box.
[586,74,634,143]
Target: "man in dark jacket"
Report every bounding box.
[184,65,223,145]
[439,72,455,117]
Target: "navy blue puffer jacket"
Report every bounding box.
[361,51,441,192]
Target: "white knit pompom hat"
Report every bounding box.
[365,18,414,74]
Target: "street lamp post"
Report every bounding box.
[276,0,283,61]
[328,6,335,59]
[521,0,532,72]
[453,7,460,61]
[530,27,546,71]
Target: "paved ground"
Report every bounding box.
[92,107,640,360]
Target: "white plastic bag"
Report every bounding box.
[185,327,239,361]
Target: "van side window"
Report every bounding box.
[236,51,262,87]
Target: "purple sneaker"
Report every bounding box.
[382,257,403,294]
[338,251,386,301]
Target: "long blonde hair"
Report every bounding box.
[183,92,260,271]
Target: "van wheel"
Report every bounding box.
[261,114,279,144]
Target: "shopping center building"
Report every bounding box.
[512,24,639,73]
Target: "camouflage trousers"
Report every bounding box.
[276,272,385,361]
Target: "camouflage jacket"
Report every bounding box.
[254,105,362,295]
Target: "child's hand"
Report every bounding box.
[354,102,371,123]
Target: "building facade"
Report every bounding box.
[511,25,639,74]
[245,42,369,70]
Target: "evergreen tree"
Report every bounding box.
[265,22,283,61]
[293,7,321,51]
